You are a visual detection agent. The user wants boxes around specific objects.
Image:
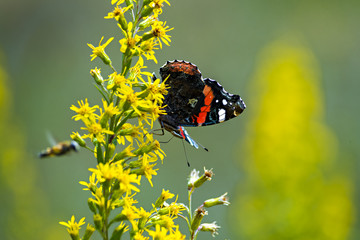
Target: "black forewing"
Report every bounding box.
[161,67,205,126]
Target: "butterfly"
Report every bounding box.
[157,60,246,150]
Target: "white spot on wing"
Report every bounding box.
[222,99,228,105]
[219,109,226,122]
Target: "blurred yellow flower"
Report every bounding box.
[233,39,354,240]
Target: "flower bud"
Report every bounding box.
[139,16,157,31]
[113,146,135,162]
[118,14,128,31]
[69,232,80,240]
[199,222,220,237]
[90,67,103,85]
[203,192,230,208]
[94,139,104,164]
[110,223,127,240]
[111,213,127,223]
[134,140,159,156]
[71,132,86,147]
[141,31,154,42]
[107,143,116,159]
[100,114,110,128]
[125,0,134,7]
[88,198,97,213]
[140,5,153,18]
[94,214,103,231]
[154,189,175,208]
[191,207,207,232]
[83,224,96,240]
[188,168,213,190]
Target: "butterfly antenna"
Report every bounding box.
[197,141,209,152]
[182,139,190,167]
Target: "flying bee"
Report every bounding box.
[39,132,80,158]
[39,140,79,158]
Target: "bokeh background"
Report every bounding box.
[0,0,359,239]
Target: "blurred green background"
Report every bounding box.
[0,0,359,239]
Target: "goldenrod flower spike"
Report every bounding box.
[64,0,231,239]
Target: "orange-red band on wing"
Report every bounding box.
[195,85,214,125]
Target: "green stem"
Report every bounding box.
[109,62,117,72]
[188,188,195,239]
[102,181,111,240]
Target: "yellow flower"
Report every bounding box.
[111,0,125,5]
[140,39,159,63]
[134,231,149,240]
[119,22,141,53]
[167,227,186,239]
[117,168,141,193]
[137,207,152,220]
[151,21,173,49]
[117,123,142,145]
[70,98,98,121]
[81,120,114,144]
[90,188,109,210]
[121,206,141,225]
[105,5,132,30]
[147,224,168,239]
[59,215,86,236]
[137,102,166,128]
[128,56,153,82]
[134,154,158,187]
[152,140,166,161]
[139,76,167,104]
[107,72,128,90]
[157,197,185,217]
[161,189,175,201]
[102,99,121,118]
[113,144,135,161]
[89,162,118,182]
[105,5,130,21]
[150,0,171,15]
[91,163,140,194]
[119,35,141,53]
[79,172,99,192]
[167,201,185,217]
[117,84,151,116]
[88,36,114,65]
[122,192,139,208]
[157,215,176,230]
[154,189,174,208]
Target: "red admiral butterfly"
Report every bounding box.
[158,60,246,149]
